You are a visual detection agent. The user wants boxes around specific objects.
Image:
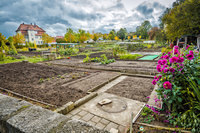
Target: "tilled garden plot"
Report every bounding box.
[106,77,154,102]
[0,62,97,107]
[48,59,157,75]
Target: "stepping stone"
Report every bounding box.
[98,99,112,105]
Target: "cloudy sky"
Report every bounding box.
[0,0,175,37]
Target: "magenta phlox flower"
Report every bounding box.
[174,46,179,49]
[189,50,193,54]
[163,65,168,68]
[164,54,170,59]
[174,49,179,54]
[169,67,175,73]
[163,81,172,89]
[164,69,169,73]
[186,45,190,50]
[158,60,162,65]
[186,53,194,60]
[177,57,184,63]
[158,75,162,79]
[162,59,168,65]
[152,80,157,85]
[169,56,178,63]
[156,65,162,72]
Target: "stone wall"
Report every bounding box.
[0,94,109,133]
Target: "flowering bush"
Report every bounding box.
[153,45,200,132]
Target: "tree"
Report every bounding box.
[117,28,127,41]
[92,33,99,42]
[108,30,116,40]
[13,33,25,47]
[1,40,9,53]
[148,27,159,40]
[103,34,108,40]
[0,33,7,46]
[162,0,200,40]
[135,21,152,39]
[10,42,18,55]
[42,33,54,44]
[7,36,13,44]
[56,38,67,43]
[64,28,76,43]
[77,29,88,43]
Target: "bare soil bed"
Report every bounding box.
[0,62,97,107]
[18,51,43,57]
[65,72,120,91]
[48,59,157,75]
[106,77,154,102]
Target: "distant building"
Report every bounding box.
[56,36,64,39]
[16,23,45,45]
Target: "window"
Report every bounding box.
[32,38,34,41]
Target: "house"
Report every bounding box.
[16,23,45,45]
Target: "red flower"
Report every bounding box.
[67,57,71,59]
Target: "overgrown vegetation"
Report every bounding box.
[83,54,115,64]
[119,54,142,60]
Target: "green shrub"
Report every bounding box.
[1,40,9,53]
[127,43,145,51]
[112,45,127,57]
[83,54,115,64]
[153,46,200,132]
[161,47,172,53]
[83,55,91,63]
[59,48,79,56]
[119,54,142,60]
[8,42,18,55]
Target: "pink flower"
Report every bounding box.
[186,53,194,60]
[168,52,171,55]
[169,57,178,63]
[163,65,169,68]
[164,55,170,59]
[177,57,184,63]
[156,65,162,72]
[158,75,162,79]
[174,49,179,54]
[158,60,162,65]
[186,45,190,50]
[154,76,157,79]
[163,81,172,89]
[189,50,193,54]
[164,69,169,73]
[174,46,179,49]
[169,67,175,73]
[162,59,168,65]
[152,80,157,85]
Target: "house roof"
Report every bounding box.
[16,23,45,33]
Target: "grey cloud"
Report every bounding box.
[0,0,168,37]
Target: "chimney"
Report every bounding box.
[22,23,24,25]
[31,23,32,25]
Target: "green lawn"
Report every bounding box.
[0,57,48,64]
